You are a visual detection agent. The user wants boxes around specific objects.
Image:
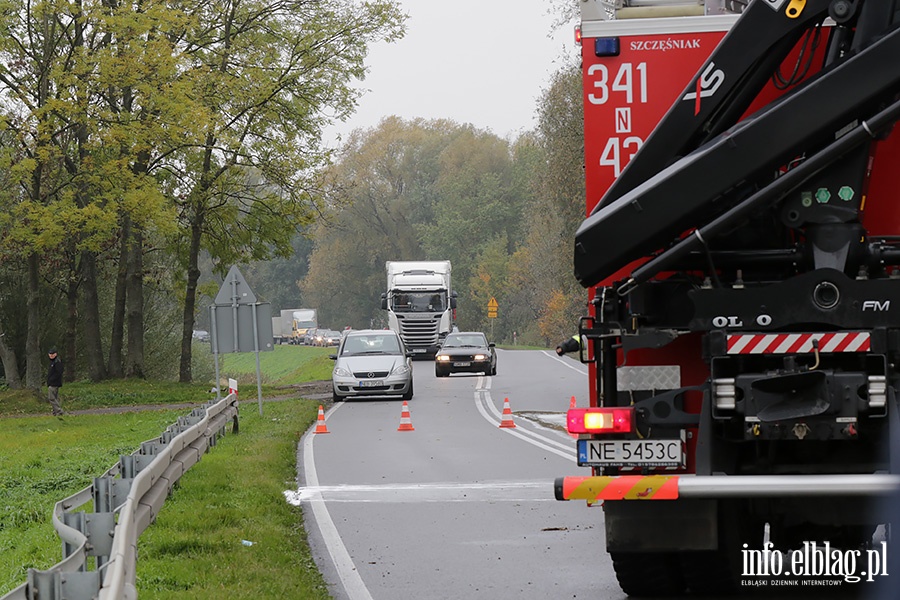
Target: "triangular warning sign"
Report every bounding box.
[214,265,258,305]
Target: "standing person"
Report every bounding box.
[47,348,64,416]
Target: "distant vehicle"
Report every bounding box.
[319,330,341,346]
[434,331,496,377]
[272,308,317,344]
[381,261,456,359]
[192,330,210,343]
[330,329,413,402]
[290,308,318,344]
[303,327,319,346]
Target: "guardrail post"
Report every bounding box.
[62,512,116,567]
[93,476,133,513]
[26,569,101,600]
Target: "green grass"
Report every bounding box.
[0,345,334,417]
[0,344,332,598]
[0,411,183,594]
[136,400,329,599]
[220,343,334,386]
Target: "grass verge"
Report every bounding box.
[220,343,335,386]
[0,345,334,417]
[136,399,329,599]
[0,345,333,597]
[0,411,183,594]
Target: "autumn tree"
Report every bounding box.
[506,60,585,345]
[164,0,405,383]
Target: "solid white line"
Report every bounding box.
[302,404,374,600]
[541,350,589,375]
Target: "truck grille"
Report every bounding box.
[398,317,439,348]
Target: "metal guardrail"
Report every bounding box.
[1,393,239,600]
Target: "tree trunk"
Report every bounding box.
[125,224,144,378]
[0,321,22,389]
[65,269,79,383]
[108,219,129,378]
[25,253,42,393]
[179,219,204,383]
[81,251,107,381]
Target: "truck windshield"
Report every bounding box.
[391,291,446,312]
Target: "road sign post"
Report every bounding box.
[487,297,498,339]
[210,265,273,415]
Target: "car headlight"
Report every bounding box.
[436,354,450,361]
[474,354,487,361]
[392,364,411,376]
[333,366,352,377]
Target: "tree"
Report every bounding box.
[164,0,406,382]
[303,118,523,331]
[506,60,585,345]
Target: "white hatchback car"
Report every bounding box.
[331,329,413,402]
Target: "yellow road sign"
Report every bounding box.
[488,297,498,309]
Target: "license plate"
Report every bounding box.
[358,380,382,388]
[577,438,684,468]
[411,348,426,353]
[453,361,471,367]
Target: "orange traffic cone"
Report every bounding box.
[499,397,516,428]
[397,401,415,431]
[314,405,330,434]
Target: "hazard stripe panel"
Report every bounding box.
[726,331,870,355]
[556,475,679,501]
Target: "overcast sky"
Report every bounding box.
[325,0,577,147]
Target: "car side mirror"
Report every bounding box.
[329,354,337,360]
[381,292,387,310]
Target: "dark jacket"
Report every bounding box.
[47,356,63,388]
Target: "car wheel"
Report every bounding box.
[402,379,414,400]
[435,367,445,377]
[332,388,344,402]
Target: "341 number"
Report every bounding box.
[587,62,648,105]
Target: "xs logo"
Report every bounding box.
[862,300,890,311]
[683,62,725,115]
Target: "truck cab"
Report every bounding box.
[382,261,456,358]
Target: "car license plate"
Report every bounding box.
[453,361,471,367]
[358,380,382,388]
[411,348,426,353]
[577,438,684,468]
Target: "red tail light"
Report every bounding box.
[567,407,634,434]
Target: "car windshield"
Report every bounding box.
[442,334,486,348]
[341,334,401,355]
[390,291,446,313]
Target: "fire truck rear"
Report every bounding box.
[556,0,900,595]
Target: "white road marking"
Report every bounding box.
[286,480,556,503]
[474,376,575,460]
[303,352,582,599]
[301,403,374,600]
[541,350,589,375]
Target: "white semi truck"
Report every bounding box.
[381,261,456,358]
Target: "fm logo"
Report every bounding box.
[862,300,890,311]
[683,62,725,115]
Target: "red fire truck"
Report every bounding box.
[556,0,900,595]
